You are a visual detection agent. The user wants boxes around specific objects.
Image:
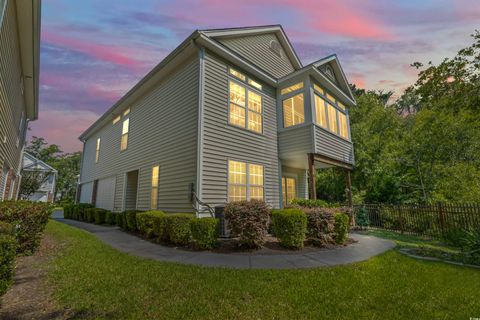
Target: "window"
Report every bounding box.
[327,103,338,133]
[314,94,327,128]
[112,115,120,125]
[121,118,129,150]
[229,80,262,133]
[95,138,101,163]
[0,0,5,26]
[228,160,264,202]
[281,82,303,95]
[282,177,296,207]
[326,92,336,103]
[229,68,246,81]
[248,79,262,90]
[151,165,159,209]
[283,93,304,128]
[338,112,348,139]
[337,101,346,111]
[123,108,130,116]
[313,83,324,95]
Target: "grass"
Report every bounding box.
[46,220,480,319]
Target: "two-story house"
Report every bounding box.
[0,0,41,201]
[78,25,355,215]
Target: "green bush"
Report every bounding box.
[165,214,194,245]
[224,200,270,248]
[124,210,140,231]
[63,204,72,219]
[0,221,14,235]
[334,213,349,244]
[94,209,107,224]
[105,211,116,225]
[0,201,52,254]
[290,198,330,208]
[137,211,165,238]
[85,208,95,223]
[115,212,126,229]
[0,234,16,296]
[271,209,307,249]
[355,207,369,229]
[190,218,219,249]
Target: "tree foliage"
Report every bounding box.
[317,31,480,204]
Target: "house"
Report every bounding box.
[78,25,355,215]
[0,0,41,200]
[21,152,57,202]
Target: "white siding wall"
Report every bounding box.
[96,176,116,211]
[80,55,199,212]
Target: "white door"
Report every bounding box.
[79,181,94,204]
[96,176,116,211]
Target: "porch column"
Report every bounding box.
[344,169,353,207]
[308,153,317,200]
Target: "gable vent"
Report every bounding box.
[325,65,336,81]
[269,40,282,58]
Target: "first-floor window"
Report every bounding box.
[150,165,159,209]
[282,177,296,207]
[228,160,264,202]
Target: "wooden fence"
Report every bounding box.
[353,203,480,239]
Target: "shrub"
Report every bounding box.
[94,209,107,224]
[271,209,307,249]
[85,208,96,223]
[355,207,369,229]
[63,204,72,219]
[290,198,330,208]
[165,214,194,245]
[115,212,126,229]
[124,210,140,231]
[294,206,336,246]
[0,201,52,254]
[0,234,16,296]
[224,200,270,248]
[105,211,116,225]
[334,213,349,244]
[190,218,219,249]
[137,211,165,239]
[0,221,14,235]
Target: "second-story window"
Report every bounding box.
[95,138,101,163]
[229,80,263,133]
[121,118,129,151]
[283,93,304,128]
[313,84,349,140]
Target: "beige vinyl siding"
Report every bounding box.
[0,1,27,173]
[200,51,280,208]
[80,55,199,212]
[314,125,354,164]
[218,33,295,78]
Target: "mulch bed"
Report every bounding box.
[0,233,72,320]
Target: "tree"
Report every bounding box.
[18,169,50,199]
[25,136,63,164]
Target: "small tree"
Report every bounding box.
[18,169,50,199]
[355,207,369,230]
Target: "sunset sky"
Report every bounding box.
[30,0,480,153]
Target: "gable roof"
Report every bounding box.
[22,152,57,173]
[199,25,303,71]
[311,54,355,101]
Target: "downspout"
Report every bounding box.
[193,42,206,217]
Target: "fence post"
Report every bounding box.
[437,202,445,235]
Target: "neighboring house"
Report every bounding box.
[78,25,355,215]
[21,152,57,202]
[0,0,41,201]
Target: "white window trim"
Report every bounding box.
[227,78,264,135]
[282,92,305,129]
[313,88,350,141]
[227,159,265,202]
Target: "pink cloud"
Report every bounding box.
[27,109,100,153]
[42,31,143,72]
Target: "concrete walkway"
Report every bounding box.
[52,211,395,269]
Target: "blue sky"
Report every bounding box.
[30,0,480,152]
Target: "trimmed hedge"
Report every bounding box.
[224,200,270,248]
[290,198,331,208]
[94,209,108,224]
[0,201,52,254]
[124,210,140,231]
[137,211,165,239]
[115,212,126,229]
[105,211,116,225]
[334,213,350,244]
[190,218,219,249]
[0,234,16,296]
[165,214,194,245]
[0,221,14,235]
[271,209,307,249]
[85,208,96,223]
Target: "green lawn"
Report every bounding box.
[46,220,480,319]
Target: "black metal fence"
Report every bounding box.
[353,203,480,239]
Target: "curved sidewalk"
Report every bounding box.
[52,211,395,270]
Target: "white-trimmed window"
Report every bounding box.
[112,115,120,125]
[281,82,303,95]
[228,160,264,202]
[338,112,348,139]
[123,108,130,116]
[314,94,327,128]
[95,138,101,163]
[151,165,159,209]
[313,83,349,140]
[121,118,129,150]
[229,80,263,133]
[282,177,296,207]
[327,103,338,133]
[283,93,304,128]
